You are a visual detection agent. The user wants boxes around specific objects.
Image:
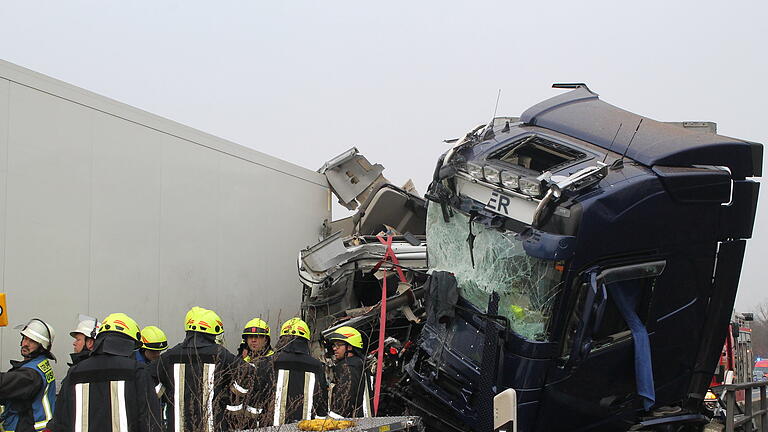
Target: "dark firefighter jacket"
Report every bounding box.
[329,355,372,419]
[46,333,162,432]
[46,350,91,432]
[225,356,274,430]
[155,332,237,432]
[0,354,56,432]
[268,338,328,426]
[67,350,90,367]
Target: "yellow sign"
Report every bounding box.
[37,359,55,383]
[0,293,7,327]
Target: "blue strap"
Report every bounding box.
[611,281,655,410]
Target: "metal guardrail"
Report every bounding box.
[717,381,768,432]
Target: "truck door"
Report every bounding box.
[538,261,665,431]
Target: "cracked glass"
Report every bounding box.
[426,202,564,341]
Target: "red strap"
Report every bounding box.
[376,235,407,283]
[372,234,407,415]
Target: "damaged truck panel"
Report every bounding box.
[301,167,429,359]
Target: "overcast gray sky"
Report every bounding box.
[1,0,766,310]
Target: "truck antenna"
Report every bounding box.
[618,118,644,167]
[602,122,623,163]
[492,88,502,119]
[482,89,503,141]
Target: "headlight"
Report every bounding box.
[483,166,501,184]
[500,171,519,189]
[520,177,543,197]
[466,163,484,179]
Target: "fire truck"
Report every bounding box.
[711,313,754,388]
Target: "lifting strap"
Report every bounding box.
[371,234,407,415]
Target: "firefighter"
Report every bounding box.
[326,326,372,419]
[68,317,100,366]
[70,317,99,354]
[268,317,328,426]
[225,318,274,429]
[0,318,57,432]
[155,306,237,432]
[135,326,168,364]
[47,313,162,432]
[239,318,274,361]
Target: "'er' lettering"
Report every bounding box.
[497,194,510,215]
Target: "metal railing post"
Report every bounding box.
[727,389,736,432]
[746,388,754,432]
[761,385,767,432]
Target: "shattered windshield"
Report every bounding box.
[426,202,563,341]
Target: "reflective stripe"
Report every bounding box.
[202,364,216,432]
[245,406,262,415]
[75,383,90,432]
[232,381,249,395]
[118,381,128,432]
[34,381,54,430]
[328,411,344,420]
[155,383,165,398]
[273,369,288,426]
[362,378,371,417]
[110,381,128,432]
[303,372,315,420]
[173,364,185,432]
[226,404,243,412]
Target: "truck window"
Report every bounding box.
[426,202,565,342]
[564,274,656,354]
[490,136,586,174]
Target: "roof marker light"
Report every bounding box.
[483,166,501,184]
[466,163,484,180]
[520,178,543,197]
[500,171,519,190]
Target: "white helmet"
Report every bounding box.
[70,317,100,339]
[16,318,55,351]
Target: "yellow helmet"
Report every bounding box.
[280,318,310,340]
[141,326,168,351]
[99,313,142,342]
[185,307,224,335]
[184,306,205,331]
[326,326,363,349]
[242,318,270,338]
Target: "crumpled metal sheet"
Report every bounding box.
[319,148,387,210]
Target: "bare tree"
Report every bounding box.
[750,301,768,358]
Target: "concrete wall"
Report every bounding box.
[0,60,330,380]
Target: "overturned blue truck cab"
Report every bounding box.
[408,84,762,431]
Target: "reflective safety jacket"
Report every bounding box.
[269,339,328,426]
[47,335,162,432]
[225,356,274,430]
[329,355,372,419]
[0,355,56,432]
[155,332,237,432]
